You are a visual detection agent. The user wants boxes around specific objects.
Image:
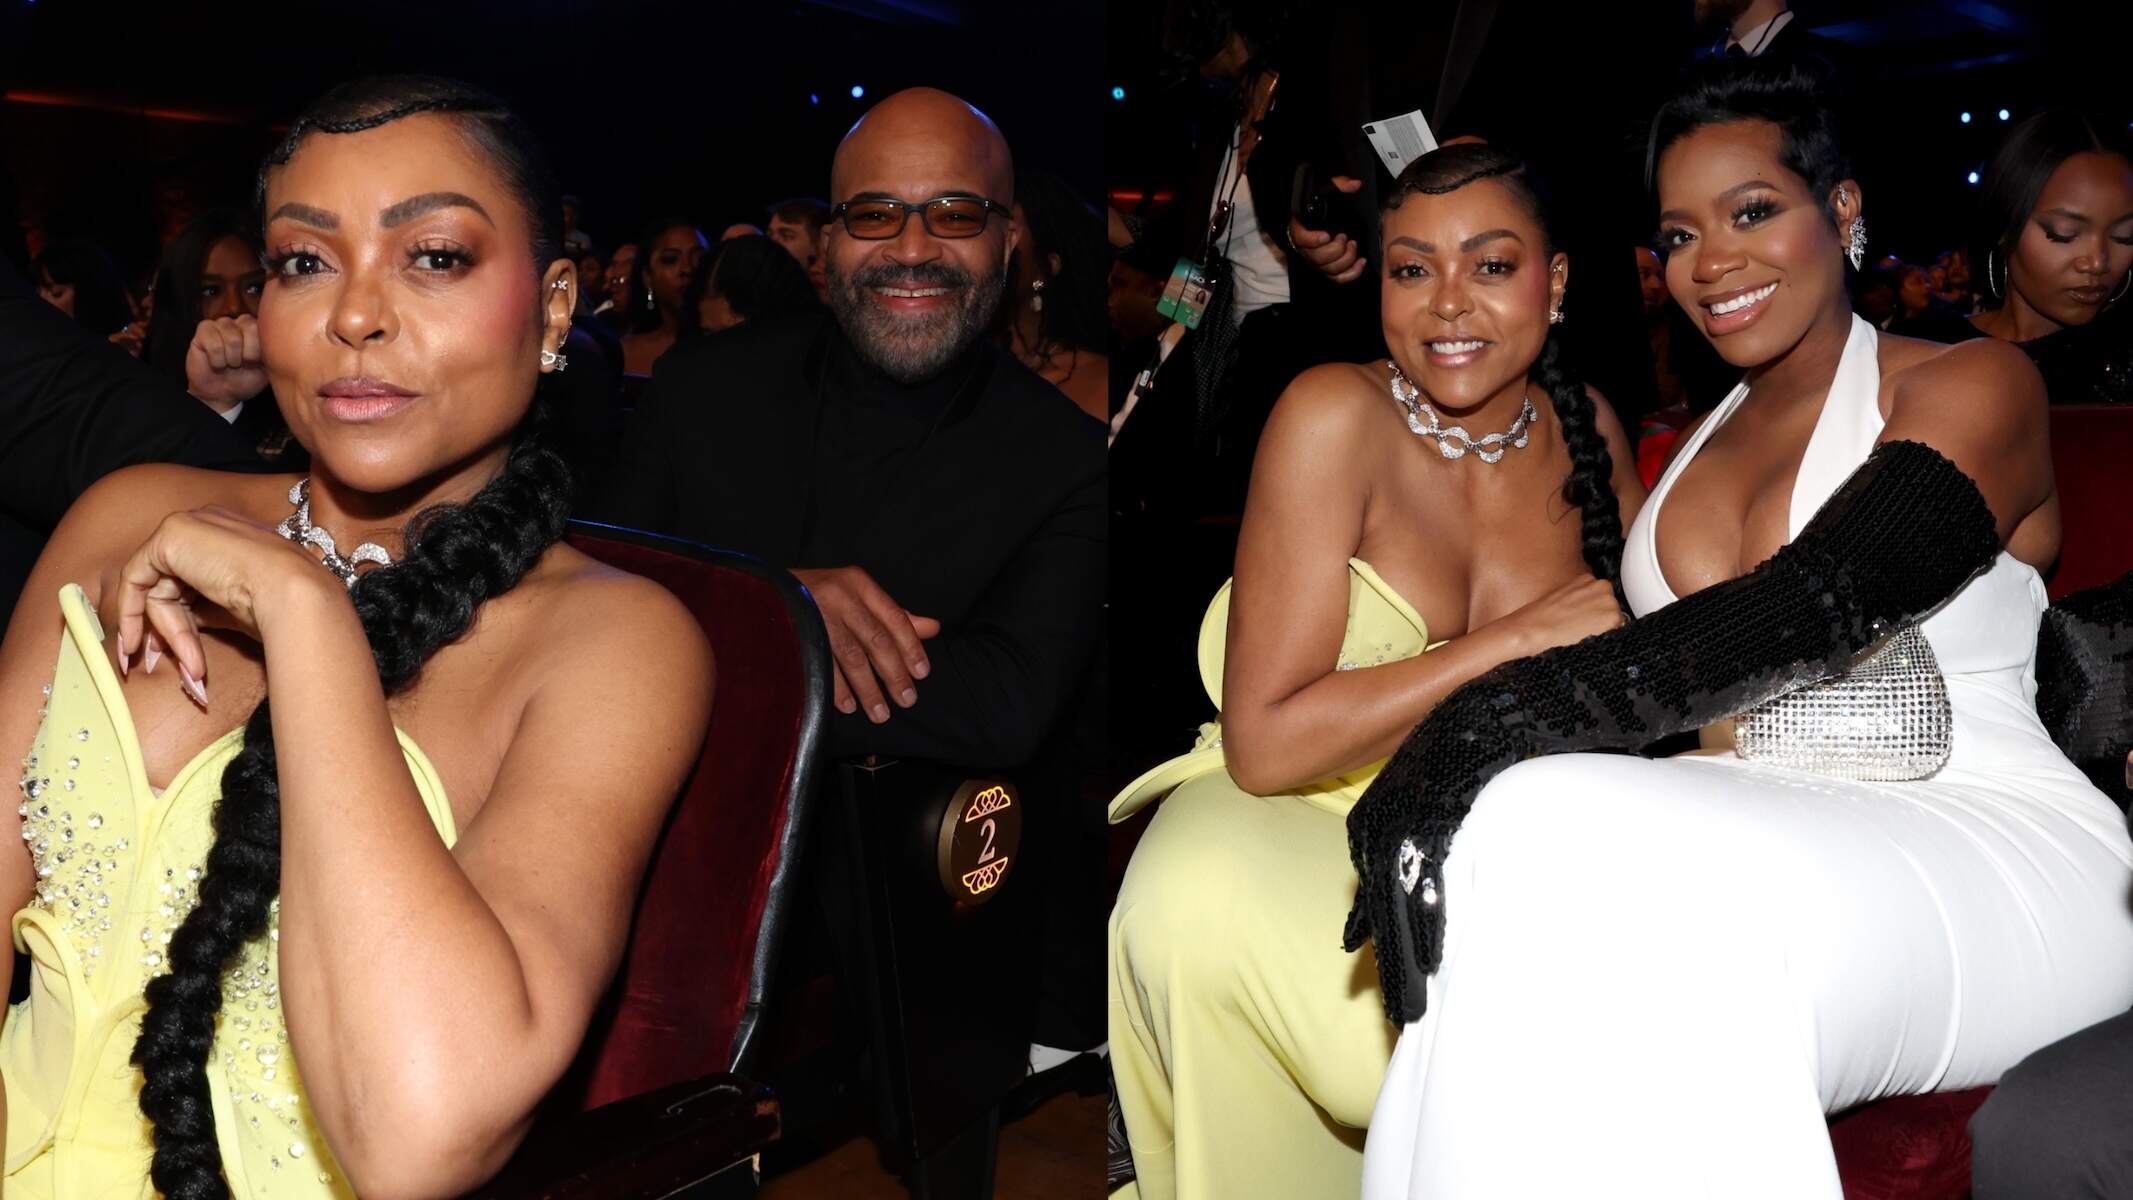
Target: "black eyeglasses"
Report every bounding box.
[833,195,1009,240]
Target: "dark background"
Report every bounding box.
[1106,0,2133,268]
[1,0,1104,276]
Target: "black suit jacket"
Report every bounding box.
[0,252,265,627]
[596,314,1106,771]
[0,252,261,531]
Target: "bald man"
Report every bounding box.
[599,86,1103,768]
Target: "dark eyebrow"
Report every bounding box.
[1387,232,1523,255]
[380,192,493,228]
[267,202,338,230]
[1657,178,1781,225]
[1460,228,1521,252]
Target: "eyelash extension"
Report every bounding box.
[407,240,475,272]
[263,247,325,277]
[1731,197,1779,226]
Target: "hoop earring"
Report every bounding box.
[1986,246,2005,302]
[2112,271,2132,306]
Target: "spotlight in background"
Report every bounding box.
[809,94,820,105]
[1968,171,1981,185]
[1960,111,1972,124]
[850,85,865,100]
[1112,86,1126,101]
[1998,108,2011,121]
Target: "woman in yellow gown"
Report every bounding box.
[0,77,714,1197]
[1108,143,1648,1199]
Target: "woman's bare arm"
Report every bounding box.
[1221,366,1583,795]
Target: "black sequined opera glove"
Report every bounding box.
[2036,568,2133,810]
[1344,440,2003,1025]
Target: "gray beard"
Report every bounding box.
[827,256,1005,384]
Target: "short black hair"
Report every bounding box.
[680,234,818,337]
[1974,108,2133,305]
[1646,58,1853,218]
[33,237,133,336]
[766,196,830,237]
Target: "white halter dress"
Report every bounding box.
[1361,316,2133,1199]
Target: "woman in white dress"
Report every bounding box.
[1354,60,2133,1200]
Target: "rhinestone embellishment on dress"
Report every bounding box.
[1388,361,1537,464]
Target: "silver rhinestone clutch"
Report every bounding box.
[1734,625,1952,781]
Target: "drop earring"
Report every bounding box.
[1847,216,1867,271]
[1030,279,1045,313]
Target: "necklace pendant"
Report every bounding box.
[1476,445,1506,464]
[1511,430,1530,450]
[1438,440,1466,460]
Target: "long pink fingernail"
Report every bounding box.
[142,644,162,676]
[178,664,208,707]
[117,645,129,678]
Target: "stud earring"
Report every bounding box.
[1548,308,1565,325]
[540,348,569,371]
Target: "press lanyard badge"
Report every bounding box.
[1156,258,1216,330]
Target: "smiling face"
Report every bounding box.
[825,88,1018,383]
[1655,120,1857,369]
[2004,151,2133,330]
[1378,177,1564,412]
[257,112,570,495]
[200,233,266,320]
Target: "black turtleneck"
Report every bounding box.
[799,321,991,566]
[597,310,1105,770]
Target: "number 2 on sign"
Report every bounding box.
[978,818,998,864]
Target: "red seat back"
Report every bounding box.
[557,522,830,1110]
[2047,405,2133,600]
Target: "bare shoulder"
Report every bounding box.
[1882,333,2044,430]
[1262,360,1399,449]
[49,467,299,605]
[510,542,716,698]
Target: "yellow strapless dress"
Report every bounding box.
[1108,561,1440,1200]
[2,585,458,1199]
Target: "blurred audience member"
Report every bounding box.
[1933,247,1974,313]
[560,193,591,256]
[33,238,133,339]
[767,196,831,275]
[1886,262,1977,343]
[620,220,707,373]
[595,241,639,321]
[720,222,764,240]
[1965,107,2133,403]
[1637,246,1688,415]
[144,208,264,380]
[1004,173,1108,422]
[680,234,817,338]
[575,249,606,316]
[1855,263,1899,328]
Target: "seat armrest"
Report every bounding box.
[464,1073,778,1199]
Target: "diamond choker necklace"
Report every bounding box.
[1387,360,1538,465]
[275,479,393,588]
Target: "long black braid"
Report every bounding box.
[128,76,573,1200]
[1381,143,1627,599]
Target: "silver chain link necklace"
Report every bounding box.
[274,479,393,588]
[1387,360,1538,464]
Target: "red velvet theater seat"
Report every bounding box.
[1827,404,2133,1200]
[556,522,831,1104]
